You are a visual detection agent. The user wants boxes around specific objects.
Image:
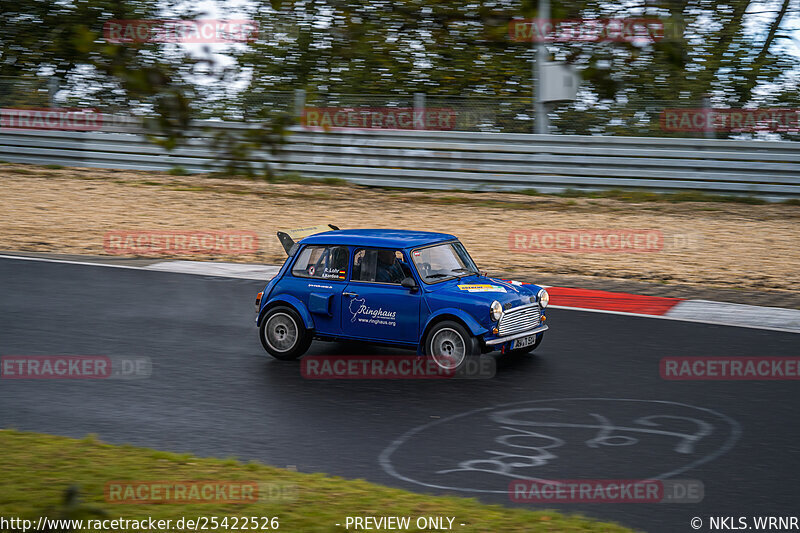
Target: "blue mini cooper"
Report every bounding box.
[255,226,549,371]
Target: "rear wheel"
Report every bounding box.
[259,306,312,360]
[425,320,479,372]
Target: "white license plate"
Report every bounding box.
[511,335,537,349]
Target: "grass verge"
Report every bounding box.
[0,430,633,532]
[366,184,789,206]
[3,161,797,207]
[550,187,770,205]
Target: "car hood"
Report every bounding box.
[425,275,542,309]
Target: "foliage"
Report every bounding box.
[2,0,799,140]
[233,0,800,138]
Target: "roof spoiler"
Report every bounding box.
[277,224,340,255]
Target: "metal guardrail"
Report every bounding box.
[1,118,799,199]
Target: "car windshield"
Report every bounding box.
[411,242,479,283]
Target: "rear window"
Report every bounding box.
[291,245,349,280]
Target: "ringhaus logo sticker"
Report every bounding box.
[349,298,397,326]
[457,284,507,293]
[379,398,741,494]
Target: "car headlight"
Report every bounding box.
[537,289,549,308]
[490,300,503,322]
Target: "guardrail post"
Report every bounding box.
[535,0,550,134]
[414,92,426,130]
[702,94,715,140]
[48,77,59,108]
[294,89,306,121]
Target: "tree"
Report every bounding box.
[0,0,293,171]
[233,0,800,137]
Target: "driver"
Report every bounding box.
[375,249,405,284]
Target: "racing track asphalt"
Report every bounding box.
[1,257,799,533]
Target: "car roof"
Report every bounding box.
[299,229,457,249]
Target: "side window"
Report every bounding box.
[352,248,410,284]
[291,246,348,280]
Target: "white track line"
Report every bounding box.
[2,254,798,332]
[0,254,147,271]
[549,304,800,334]
[0,254,276,280]
[144,260,280,280]
[666,300,800,333]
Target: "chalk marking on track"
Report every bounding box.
[378,398,742,494]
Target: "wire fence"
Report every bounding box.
[239,91,800,140]
[1,76,798,140]
[0,77,51,108]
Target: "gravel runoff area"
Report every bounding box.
[2,163,799,306]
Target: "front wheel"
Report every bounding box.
[259,306,312,360]
[425,320,480,372]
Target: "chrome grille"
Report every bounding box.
[498,304,541,336]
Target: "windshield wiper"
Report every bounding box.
[451,268,479,278]
[425,273,451,279]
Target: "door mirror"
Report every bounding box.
[401,277,418,291]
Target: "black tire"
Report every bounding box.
[510,332,544,355]
[259,306,312,360]
[424,320,480,372]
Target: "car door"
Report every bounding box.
[278,244,349,336]
[340,248,420,345]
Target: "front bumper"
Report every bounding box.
[484,324,549,346]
